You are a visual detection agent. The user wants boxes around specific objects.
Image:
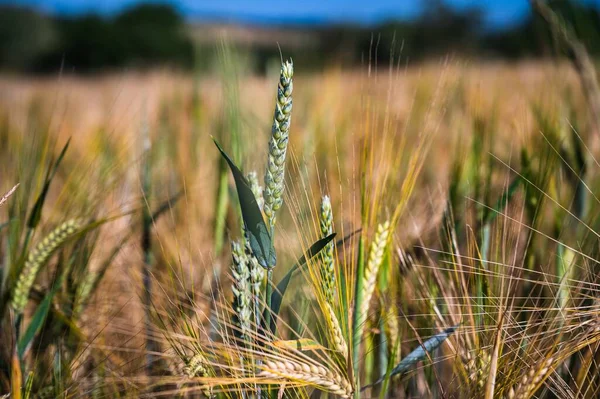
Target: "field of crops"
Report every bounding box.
[2,54,600,398]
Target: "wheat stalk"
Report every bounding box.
[263,59,293,231]
[12,219,83,314]
[320,195,336,306]
[260,359,353,398]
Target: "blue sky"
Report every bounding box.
[0,0,569,28]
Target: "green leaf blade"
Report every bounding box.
[213,138,276,269]
[270,232,336,333]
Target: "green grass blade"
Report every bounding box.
[269,233,336,333]
[23,372,33,399]
[352,235,365,384]
[17,276,63,358]
[27,138,70,229]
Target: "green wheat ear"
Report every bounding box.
[73,270,97,318]
[263,59,293,232]
[231,240,252,341]
[12,219,83,314]
[320,195,336,306]
[246,171,264,212]
[183,353,214,398]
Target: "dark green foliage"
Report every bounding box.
[213,139,276,270]
[3,1,600,73]
[0,6,57,70]
[0,4,193,73]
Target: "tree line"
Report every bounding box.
[1,1,599,74]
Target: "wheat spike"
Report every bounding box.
[73,270,97,317]
[246,171,264,212]
[260,359,353,398]
[357,221,391,338]
[244,231,264,300]
[244,232,264,328]
[462,349,491,390]
[231,240,252,341]
[243,170,266,318]
[183,353,210,378]
[263,59,293,231]
[183,353,214,398]
[507,357,553,399]
[12,219,83,314]
[323,302,348,359]
[384,304,401,363]
[320,195,336,305]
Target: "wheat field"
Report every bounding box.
[2,57,600,398]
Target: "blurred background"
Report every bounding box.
[5,1,600,398]
[1,0,600,74]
